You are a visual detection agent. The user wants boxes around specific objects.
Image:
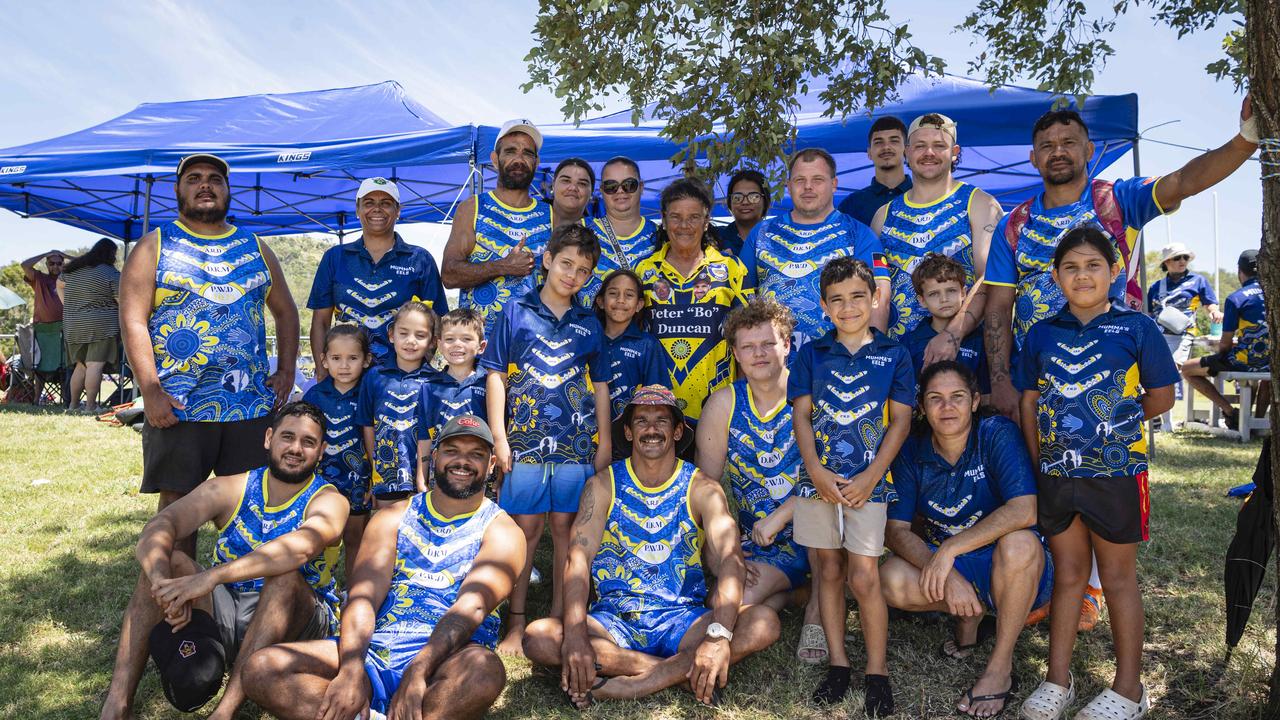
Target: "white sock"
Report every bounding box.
[1089,554,1101,590]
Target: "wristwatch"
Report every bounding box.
[705,622,734,642]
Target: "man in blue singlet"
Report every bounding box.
[441,119,554,336]
[100,403,348,720]
[523,386,781,709]
[119,153,300,559]
[869,114,1003,348]
[242,415,525,720]
[740,147,890,348]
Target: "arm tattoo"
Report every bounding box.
[576,480,596,524]
[984,309,1010,382]
[430,612,476,658]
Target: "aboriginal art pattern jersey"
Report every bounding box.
[212,467,341,612]
[1014,306,1179,478]
[635,244,750,423]
[307,235,449,363]
[372,493,505,648]
[742,210,888,346]
[879,183,979,337]
[417,368,489,442]
[302,378,372,512]
[1147,272,1217,335]
[356,364,434,497]
[479,288,607,465]
[788,330,916,502]
[986,178,1166,351]
[460,192,553,336]
[593,459,707,612]
[603,323,672,418]
[1224,278,1270,370]
[724,380,804,569]
[582,216,659,305]
[151,221,273,422]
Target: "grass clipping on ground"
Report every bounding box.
[0,407,1273,719]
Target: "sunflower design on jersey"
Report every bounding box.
[510,395,538,434]
[154,313,220,372]
[670,338,693,362]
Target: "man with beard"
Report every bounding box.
[100,402,348,720]
[119,154,300,559]
[984,99,1261,422]
[242,415,525,720]
[838,116,913,227]
[442,120,553,336]
[523,386,781,709]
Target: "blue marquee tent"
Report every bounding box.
[0,74,1139,240]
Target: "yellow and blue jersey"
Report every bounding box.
[985,177,1167,351]
[592,459,706,613]
[479,287,606,465]
[307,234,449,363]
[603,323,671,418]
[356,363,434,497]
[1014,306,1179,478]
[741,209,887,346]
[459,192,553,337]
[212,467,341,613]
[302,378,372,513]
[1147,271,1217,335]
[635,244,750,424]
[416,368,488,443]
[151,220,273,422]
[582,216,659,305]
[787,329,916,502]
[371,492,505,648]
[879,182,979,338]
[1223,277,1270,370]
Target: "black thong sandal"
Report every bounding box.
[565,675,609,711]
[957,674,1019,718]
[941,616,996,660]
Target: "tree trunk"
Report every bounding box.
[1251,0,1280,712]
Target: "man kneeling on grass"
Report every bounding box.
[242,415,524,720]
[101,402,348,720]
[523,385,781,709]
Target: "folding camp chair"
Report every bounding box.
[14,323,68,406]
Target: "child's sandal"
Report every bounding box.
[1018,674,1074,720]
[1073,686,1148,720]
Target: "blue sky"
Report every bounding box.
[0,1,1260,284]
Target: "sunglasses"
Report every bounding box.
[601,178,640,195]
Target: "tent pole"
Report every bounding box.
[141,175,155,237]
[337,211,346,243]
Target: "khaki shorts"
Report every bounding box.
[793,496,887,557]
[67,337,118,365]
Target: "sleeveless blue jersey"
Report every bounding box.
[593,459,706,612]
[460,192,553,336]
[724,380,803,565]
[582,216,659,304]
[372,493,505,648]
[212,467,341,611]
[879,183,979,338]
[151,221,273,421]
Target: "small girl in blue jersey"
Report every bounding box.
[302,323,373,580]
[357,301,440,506]
[1015,227,1177,720]
[594,269,671,459]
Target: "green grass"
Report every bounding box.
[0,407,1274,718]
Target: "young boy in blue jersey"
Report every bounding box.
[1015,227,1177,720]
[301,324,373,581]
[789,257,915,715]
[482,223,612,655]
[356,301,439,505]
[417,308,489,461]
[904,253,990,394]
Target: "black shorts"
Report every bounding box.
[1037,471,1150,544]
[1199,352,1247,376]
[141,416,272,494]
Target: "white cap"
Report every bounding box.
[495,119,543,151]
[356,177,400,204]
[1160,242,1195,267]
[908,113,958,144]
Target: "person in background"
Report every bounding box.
[837,116,913,227]
[583,156,659,304]
[549,157,595,228]
[717,169,770,257]
[1181,248,1269,430]
[308,177,448,372]
[1147,242,1220,412]
[21,249,67,402]
[59,238,121,412]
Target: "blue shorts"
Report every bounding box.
[498,462,593,515]
[589,603,709,658]
[321,467,371,515]
[337,624,500,713]
[743,538,810,589]
[932,540,1054,612]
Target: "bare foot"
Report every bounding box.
[98,699,135,720]
[497,619,526,656]
[942,614,984,660]
[957,671,1015,718]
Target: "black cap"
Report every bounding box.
[148,610,226,712]
[435,414,495,448]
[176,153,230,179]
[1239,249,1260,274]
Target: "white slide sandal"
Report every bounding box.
[1074,686,1149,720]
[1019,674,1075,720]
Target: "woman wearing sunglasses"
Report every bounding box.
[633,179,752,449]
[582,156,660,304]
